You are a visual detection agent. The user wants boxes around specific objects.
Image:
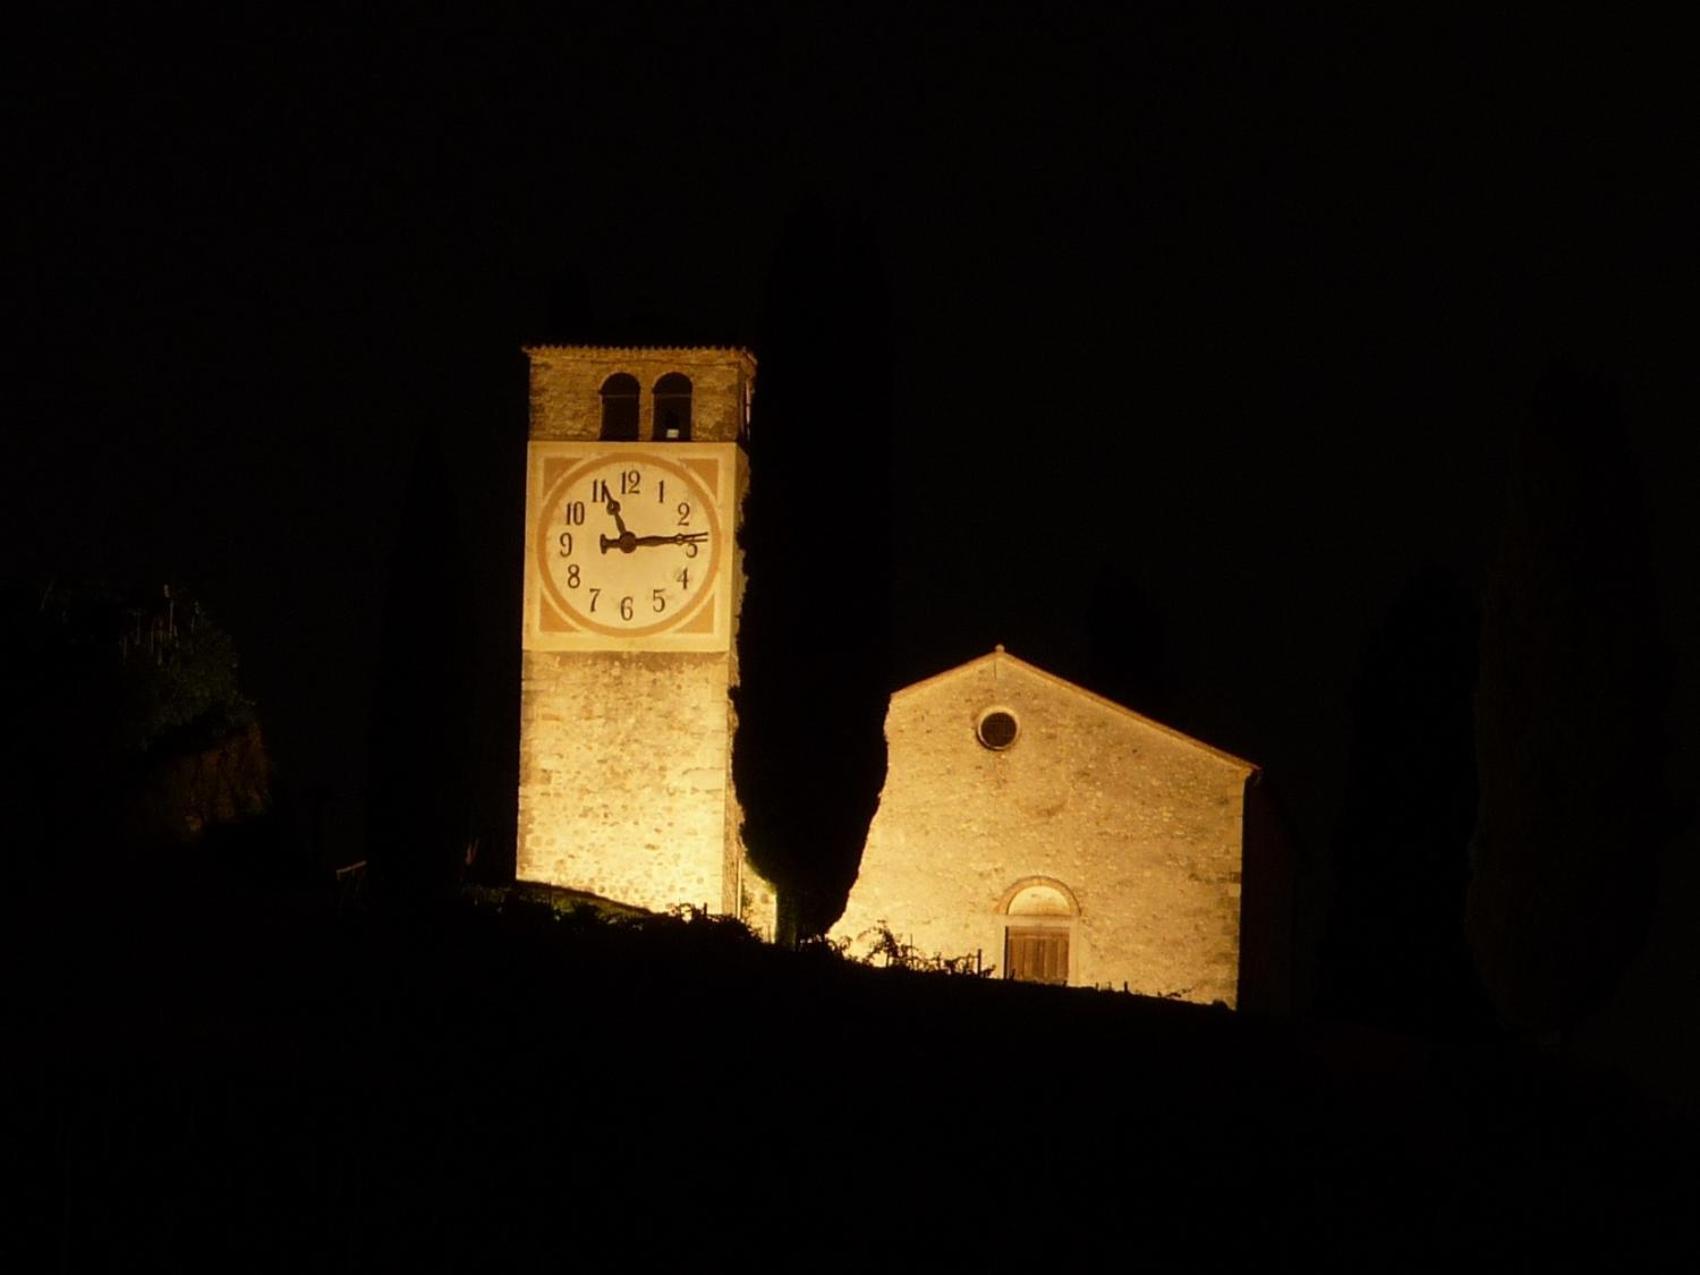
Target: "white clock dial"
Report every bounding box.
[536,451,722,637]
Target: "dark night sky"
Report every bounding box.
[8,7,1697,1097]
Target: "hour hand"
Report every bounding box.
[602,495,629,536]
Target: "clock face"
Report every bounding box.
[533,449,725,640]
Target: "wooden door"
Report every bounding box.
[1005,927,1069,985]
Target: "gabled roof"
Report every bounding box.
[894,646,1258,773]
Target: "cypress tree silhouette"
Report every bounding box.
[1086,569,1173,723]
[367,423,477,899]
[1467,361,1673,1036]
[1319,567,1493,1036]
[1239,773,1298,1015]
[734,195,892,940]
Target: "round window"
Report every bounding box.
[975,708,1020,751]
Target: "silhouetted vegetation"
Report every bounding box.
[366,424,479,901]
[734,195,893,940]
[3,579,255,752]
[1320,568,1494,1037]
[836,922,995,976]
[1240,774,1299,1015]
[1,579,267,878]
[1468,362,1677,1036]
[1087,569,1175,724]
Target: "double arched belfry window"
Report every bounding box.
[599,372,693,441]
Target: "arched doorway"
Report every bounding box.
[997,877,1079,986]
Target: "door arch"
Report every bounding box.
[997,876,1079,985]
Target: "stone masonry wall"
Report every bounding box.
[517,347,773,932]
[831,653,1252,1006]
[518,649,737,915]
[526,347,753,442]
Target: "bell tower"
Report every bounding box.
[517,346,774,934]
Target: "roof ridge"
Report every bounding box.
[892,647,1258,772]
[523,344,756,357]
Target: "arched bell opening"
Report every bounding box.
[652,372,693,440]
[599,373,640,440]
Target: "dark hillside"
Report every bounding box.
[8,868,1691,1269]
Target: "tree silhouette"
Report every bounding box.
[1319,567,1492,1036]
[1086,569,1173,723]
[1237,772,1300,1014]
[1,578,266,893]
[734,196,892,940]
[1467,362,1673,1036]
[366,423,477,899]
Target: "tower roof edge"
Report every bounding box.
[523,344,756,366]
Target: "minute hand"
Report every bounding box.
[598,531,708,552]
[632,532,707,548]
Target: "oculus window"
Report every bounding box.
[975,707,1020,751]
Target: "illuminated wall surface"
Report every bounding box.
[525,347,753,448]
[516,347,775,933]
[832,649,1255,1006]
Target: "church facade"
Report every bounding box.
[831,648,1256,1006]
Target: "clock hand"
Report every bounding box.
[599,532,707,552]
[603,495,629,537]
[630,533,707,548]
[596,492,639,554]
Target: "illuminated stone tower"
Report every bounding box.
[517,346,774,933]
